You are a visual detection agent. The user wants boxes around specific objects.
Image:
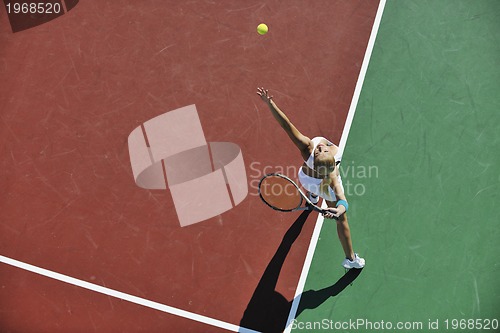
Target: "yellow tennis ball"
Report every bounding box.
[257,23,268,35]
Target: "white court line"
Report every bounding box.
[337,0,387,158]
[283,1,387,332]
[0,255,260,333]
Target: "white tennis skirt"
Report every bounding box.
[297,167,344,202]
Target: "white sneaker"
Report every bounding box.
[308,192,319,204]
[342,253,365,269]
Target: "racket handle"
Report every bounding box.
[307,205,338,220]
[308,204,324,213]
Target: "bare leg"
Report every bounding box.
[326,200,355,260]
[336,214,355,261]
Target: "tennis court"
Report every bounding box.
[293,1,500,332]
[1,1,498,332]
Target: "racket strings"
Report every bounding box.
[259,175,303,211]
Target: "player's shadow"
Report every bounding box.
[293,267,363,318]
[239,210,362,333]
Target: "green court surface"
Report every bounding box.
[293,1,499,332]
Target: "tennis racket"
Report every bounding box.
[258,173,325,213]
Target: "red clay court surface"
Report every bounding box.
[0,1,379,332]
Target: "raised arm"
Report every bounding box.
[257,87,311,155]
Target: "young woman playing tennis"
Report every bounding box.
[257,87,365,269]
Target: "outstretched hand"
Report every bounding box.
[257,87,273,104]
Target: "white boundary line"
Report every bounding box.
[0,255,260,333]
[337,0,387,158]
[283,1,387,332]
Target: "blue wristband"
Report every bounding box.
[336,200,348,212]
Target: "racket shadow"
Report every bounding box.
[239,210,312,333]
